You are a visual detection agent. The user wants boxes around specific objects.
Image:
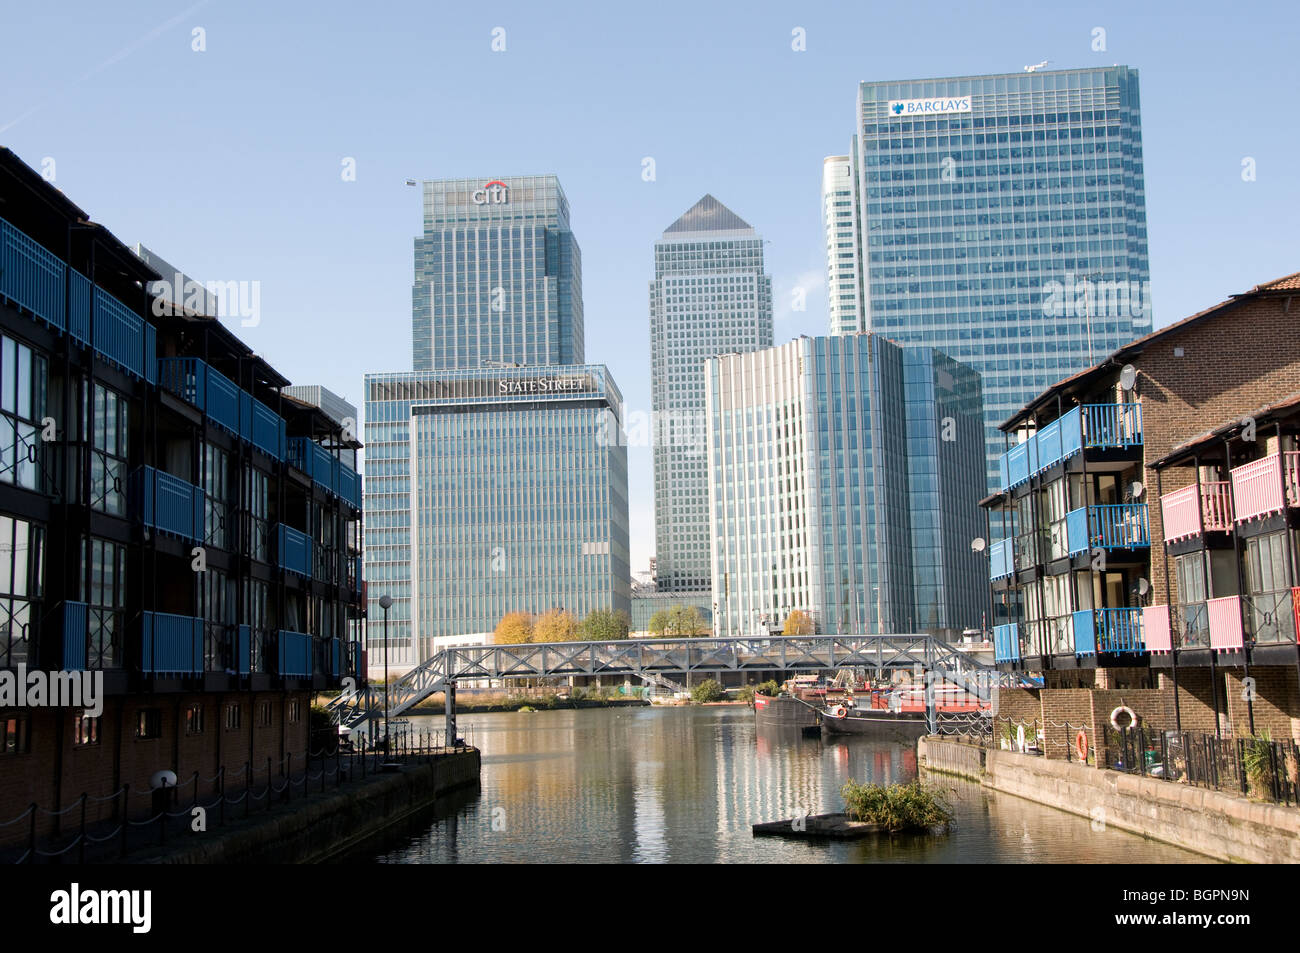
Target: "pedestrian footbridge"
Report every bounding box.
[326,633,1025,740]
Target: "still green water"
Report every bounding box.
[368,706,1213,864]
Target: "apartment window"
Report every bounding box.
[287,698,301,723]
[0,332,48,492]
[242,465,269,562]
[257,700,272,727]
[84,381,129,516]
[243,578,269,673]
[81,537,126,669]
[73,711,100,746]
[224,704,242,730]
[185,704,205,735]
[136,709,162,740]
[1243,531,1298,643]
[0,515,43,668]
[202,443,231,550]
[2,714,28,754]
[201,568,235,672]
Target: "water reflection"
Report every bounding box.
[371,707,1214,864]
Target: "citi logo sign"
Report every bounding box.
[888,97,972,117]
[472,180,510,205]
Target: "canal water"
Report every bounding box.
[368,706,1213,864]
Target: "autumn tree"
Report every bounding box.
[494,612,534,645]
[533,608,579,642]
[666,605,709,637]
[783,609,814,635]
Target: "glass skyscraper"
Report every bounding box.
[649,195,772,594]
[825,66,1152,489]
[365,367,629,656]
[366,175,627,667]
[705,334,985,637]
[412,175,583,371]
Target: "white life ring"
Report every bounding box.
[1110,705,1136,730]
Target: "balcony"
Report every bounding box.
[276,524,313,576]
[0,217,156,381]
[997,404,1140,494]
[141,612,204,676]
[157,356,286,460]
[1229,451,1300,524]
[1159,481,1234,543]
[287,437,362,511]
[1081,402,1143,450]
[989,538,1014,580]
[277,630,313,677]
[1206,596,1245,650]
[1243,590,1297,645]
[1073,607,1144,654]
[994,623,1020,663]
[1065,504,1149,554]
[130,467,205,542]
[1143,604,1172,653]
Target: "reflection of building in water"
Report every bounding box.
[632,760,667,863]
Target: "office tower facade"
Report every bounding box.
[365,366,629,658]
[706,334,984,637]
[649,195,772,594]
[412,175,583,372]
[828,66,1152,489]
[822,155,864,336]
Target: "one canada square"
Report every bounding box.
[364,176,629,667]
[824,66,1152,488]
[649,196,772,598]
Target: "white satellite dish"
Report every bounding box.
[150,769,177,790]
[971,537,987,553]
[1119,364,1138,392]
[1132,578,1151,597]
[1129,481,1145,499]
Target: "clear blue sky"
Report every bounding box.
[3,0,1297,574]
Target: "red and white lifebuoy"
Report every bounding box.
[1075,729,1089,761]
[832,706,848,719]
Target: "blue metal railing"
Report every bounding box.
[249,398,285,459]
[157,356,287,459]
[994,623,1020,663]
[287,437,361,510]
[1066,507,1090,555]
[61,601,89,670]
[1089,503,1150,549]
[141,611,203,675]
[276,524,313,576]
[0,216,64,330]
[330,638,341,677]
[277,630,312,677]
[989,538,1015,580]
[68,270,91,345]
[995,405,1091,493]
[93,286,151,379]
[131,466,205,541]
[237,624,251,676]
[1082,402,1143,449]
[1097,607,1144,653]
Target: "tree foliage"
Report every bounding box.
[783,609,814,636]
[494,612,534,645]
[533,608,579,642]
[691,678,725,703]
[579,608,631,641]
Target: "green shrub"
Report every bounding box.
[691,679,725,703]
[840,780,953,832]
[755,679,781,697]
[1243,731,1275,799]
[736,684,756,706]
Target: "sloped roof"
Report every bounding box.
[664,194,752,234]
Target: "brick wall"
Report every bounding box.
[0,689,313,843]
[1223,665,1300,741]
[1135,295,1300,605]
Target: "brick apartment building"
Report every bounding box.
[0,148,365,839]
[982,272,1300,747]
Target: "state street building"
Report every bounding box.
[365,365,629,662]
[706,334,986,637]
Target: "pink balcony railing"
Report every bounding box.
[1143,604,1172,653]
[1230,451,1300,523]
[1159,482,1234,542]
[1206,595,1244,650]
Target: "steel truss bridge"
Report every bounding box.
[327,634,1025,739]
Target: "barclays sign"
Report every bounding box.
[887,97,972,117]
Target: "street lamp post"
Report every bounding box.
[378,594,393,750]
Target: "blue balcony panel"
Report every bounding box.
[141,612,203,676]
[0,217,65,331]
[61,601,89,671]
[1097,608,1144,653]
[989,537,1015,580]
[1066,507,1090,555]
[1089,503,1150,549]
[276,524,313,576]
[1072,609,1096,654]
[994,623,1020,663]
[93,286,152,380]
[131,466,205,542]
[237,623,251,676]
[278,630,312,677]
[1082,403,1143,450]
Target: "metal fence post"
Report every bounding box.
[120,785,130,859]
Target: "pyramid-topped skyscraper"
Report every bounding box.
[648,195,772,601]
